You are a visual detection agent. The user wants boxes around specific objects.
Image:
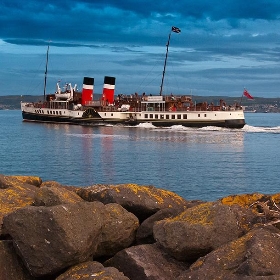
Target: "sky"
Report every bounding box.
[1,0,280,98]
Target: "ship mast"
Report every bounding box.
[43,44,50,101]
[159,26,181,96]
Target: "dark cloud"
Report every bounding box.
[1,0,280,97]
[1,0,280,44]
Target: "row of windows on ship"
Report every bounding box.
[103,113,220,119]
[35,110,69,116]
[34,109,221,119]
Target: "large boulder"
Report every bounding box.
[3,200,139,277]
[0,175,41,235]
[178,226,280,279]
[153,202,259,261]
[0,240,35,280]
[3,201,104,277]
[56,261,130,280]
[104,243,189,280]
[76,184,189,221]
[95,203,139,257]
[33,186,84,206]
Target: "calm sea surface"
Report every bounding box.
[1,110,280,201]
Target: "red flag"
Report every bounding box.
[243,89,254,99]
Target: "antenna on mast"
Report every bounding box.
[43,43,50,101]
[159,26,181,96]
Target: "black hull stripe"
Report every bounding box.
[22,112,245,128]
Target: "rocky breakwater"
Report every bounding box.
[1,175,280,279]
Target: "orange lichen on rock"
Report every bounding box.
[270,193,280,204]
[112,184,187,206]
[171,202,214,226]
[220,193,264,208]
[8,175,42,187]
[0,186,36,216]
[222,231,253,265]
[190,258,205,270]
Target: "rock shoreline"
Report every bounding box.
[1,174,280,279]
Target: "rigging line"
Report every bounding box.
[136,48,171,94]
[137,72,162,94]
[137,63,158,90]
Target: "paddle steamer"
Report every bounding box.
[21,27,245,128]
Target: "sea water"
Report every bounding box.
[1,110,280,201]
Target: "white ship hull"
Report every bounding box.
[21,101,245,128]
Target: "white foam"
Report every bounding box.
[135,122,156,129]
[169,125,193,131]
[242,124,280,133]
[198,126,224,131]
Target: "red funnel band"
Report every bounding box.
[102,76,115,104]
[81,77,94,105]
[102,88,115,103]
[102,77,115,104]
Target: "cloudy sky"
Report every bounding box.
[1,0,280,97]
